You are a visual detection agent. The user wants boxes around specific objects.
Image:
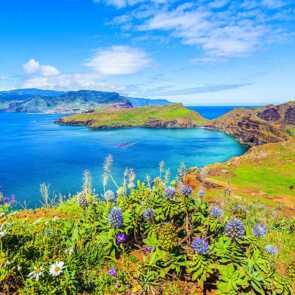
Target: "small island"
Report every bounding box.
[57,103,208,129]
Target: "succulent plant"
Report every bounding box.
[157,223,177,251]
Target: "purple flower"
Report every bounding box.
[108,267,117,277]
[210,206,223,218]
[192,238,209,255]
[143,246,154,253]
[224,218,245,239]
[265,245,278,255]
[181,185,192,196]
[143,208,154,220]
[108,207,123,229]
[164,187,176,198]
[253,223,267,238]
[116,233,127,245]
[10,195,16,206]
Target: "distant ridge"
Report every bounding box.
[0,88,171,113]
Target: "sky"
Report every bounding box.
[0,0,294,105]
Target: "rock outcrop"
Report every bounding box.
[211,101,295,146]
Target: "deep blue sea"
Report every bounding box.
[0,107,247,207]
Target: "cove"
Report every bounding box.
[0,112,247,207]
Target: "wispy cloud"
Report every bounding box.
[124,82,251,97]
[97,0,295,59]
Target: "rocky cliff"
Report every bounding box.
[211,101,295,146]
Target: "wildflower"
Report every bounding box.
[49,261,64,277]
[181,185,192,196]
[164,187,176,198]
[192,238,209,255]
[127,169,136,189]
[143,208,154,220]
[82,170,92,195]
[108,207,123,229]
[224,218,245,239]
[164,169,171,184]
[108,267,117,277]
[116,232,127,245]
[77,194,88,209]
[210,206,223,218]
[143,246,154,253]
[253,223,267,238]
[104,190,116,201]
[28,266,44,281]
[265,245,278,255]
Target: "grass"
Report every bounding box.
[59,104,208,128]
[207,140,295,213]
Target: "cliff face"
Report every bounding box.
[211,101,295,146]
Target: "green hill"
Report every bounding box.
[57,103,208,129]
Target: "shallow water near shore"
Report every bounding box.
[0,112,247,207]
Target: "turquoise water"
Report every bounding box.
[0,112,247,207]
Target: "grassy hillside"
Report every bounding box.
[58,104,208,128]
[0,169,294,294]
[204,139,295,213]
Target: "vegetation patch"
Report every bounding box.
[0,161,294,294]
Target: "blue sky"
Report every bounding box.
[0,0,294,105]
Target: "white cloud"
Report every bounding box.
[101,0,294,60]
[23,58,60,77]
[23,59,40,74]
[85,46,151,75]
[22,73,126,92]
[21,46,151,90]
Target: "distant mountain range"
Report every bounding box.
[0,89,171,113]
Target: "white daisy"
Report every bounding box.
[49,261,64,277]
[28,266,44,281]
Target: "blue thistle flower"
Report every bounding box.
[143,208,154,220]
[224,218,245,239]
[108,267,117,277]
[108,207,123,229]
[210,206,223,218]
[265,244,278,255]
[116,232,127,245]
[253,223,267,238]
[181,185,192,196]
[164,187,176,198]
[192,238,209,255]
